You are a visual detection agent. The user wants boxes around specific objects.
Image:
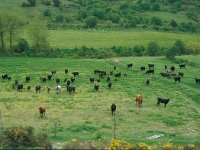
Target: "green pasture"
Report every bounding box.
[45,30,200,50]
[0,55,200,145]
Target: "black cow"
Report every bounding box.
[160,72,170,78]
[146,70,154,74]
[51,70,56,75]
[111,103,116,116]
[94,69,100,74]
[27,86,31,91]
[47,75,52,80]
[47,87,51,93]
[115,72,121,78]
[35,85,41,93]
[178,72,184,77]
[170,66,175,72]
[56,78,60,84]
[72,71,79,76]
[65,69,68,74]
[148,64,154,69]
[127,63,133,68]
[64,78,67,83]
[67,80,71,86]
[14,80,19,86]
[114,66,116,70]
[71,77,75,83]
[165,65,167,70]
[17,84,23,91]
[99,71,106,78]
[174,76,181,83]
[141,67,145,71]
[157,98,170,107]
[108,82,112,89]
[110,70,113,75]
[40,77,46,83]
[26,76,30,83]
[94,85,99,91]
[89,77,95,83]
[179,63,186,69]
[67,86,75,93]
[97,79,101,82]
[2,74,8,80]
[195,78,200,84]
[107,77,111,82]
[146,79,150,86]
[7,76,11,80]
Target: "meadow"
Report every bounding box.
[46,30,200,50]
[0,55,200,145]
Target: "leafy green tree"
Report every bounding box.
[43,9,52,17]
[93,9,106,20]
[152,3,160,11]
[166,46,177,59]
[85,16,98,28]
[110,13,120,23]
[15,38,29,53]
[174,39,185,55]
[134,45,145,56]
[55,15,64,22]
[0,12,7,51]
[170,19,178,29]
[147,41,160,56]
[28,20,49,52]
[77,9,87,20]
[52,0,60,7]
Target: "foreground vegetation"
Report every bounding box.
[0,55,200,148]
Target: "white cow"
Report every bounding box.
[56,85,61,94]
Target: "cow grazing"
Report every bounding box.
[107,77,111,82]
[111,103,116,116]
[157,98,170,107]
[146,70,154,75]
[178,72,184,77]
[148,64,154,69]
[35,85,41,93]
[170,66,175,72]
[72,71,79,77]
[14,80,19,86]
[71,77,75,83]
[67,86,75,93]
[64,78,67,83]
[7,76,11,80]
[67,80,71,86]
[56,78,60,84]
[51,70,56,75]
[27,86,31,91]
[2,74,8,80]
[40,77,46,83]
[17,84,23,91]
[160,72,170,78]
[99,71,106,78]
[56,85,61,94]
[146,79,150,86]
[94,69,100,74]
[195,78,200,84]
[65,69,68,74]
[127,63,133,68]
[47,87,51,93]
[135,95,143,108]
[165,65,167,70]
[89,77,95,83]
[94,85,99,91]
[179,63,186,69]
[47,75,52,80]
[38,106,46,117]
[97,79,101,82]
[108,82,112,89]
[174,76,181,83]
[115,72,121,78]
[26,76,30,83]
[114,66,116,70]
[141,67,145,71]
[110,70,113,75]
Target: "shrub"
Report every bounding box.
[85,16,98,28]
[110,13,120,23]
[44,9,52,17]
[14,38,29,53]
[21,2,31,7]
[108,139,132,150]
[174,39,186,55]
[44,0,51,5]
[134,45,145,56]
[55,15,64,22]
[52,0,60,7]
[93,8,106,20]
[151,16,162,26]
[147,41,160,56]
[152,3,160,11]
[27,0,36,6]
[77,9,88,20]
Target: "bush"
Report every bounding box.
[77,9,88,20]
[44,9,52,17]
[134,45,145,56]
[152,3,160,11]
[151,16,162,26]
[14,38,29,53]
[55,15,64,22]
[52,0,60,7]
[110,13,120,23]
[85,16,98,28]
[174,39,186,55]
[27,0,36,6]
[21,2,31,7]
[147,41,160,56]
[44,0,51,5]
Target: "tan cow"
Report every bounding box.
[135,95,143,108]
[38,106,46,117]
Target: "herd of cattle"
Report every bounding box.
[1,62,200,117]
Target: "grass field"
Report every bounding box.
[45,30,200,49]
[0,55,200,145]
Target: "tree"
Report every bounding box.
[28,20,49,52]
[170,19,178,29]
[134,45,145,56]
[27,0,36,6]
[85,16,98,28]
[151,16,162,26]
[15,38,29,53]
[110,13,120,23]
[52,0,60,7]
[152,3,160,11]
[166,46,177,59]
[0,12,7,51]
[174,39,185,55]
[147,42,160,56]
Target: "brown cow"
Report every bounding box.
[38,106,46,117]
[135,95,143,108]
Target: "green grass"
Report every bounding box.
[25,29,200,49]
[0,55,200,145]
